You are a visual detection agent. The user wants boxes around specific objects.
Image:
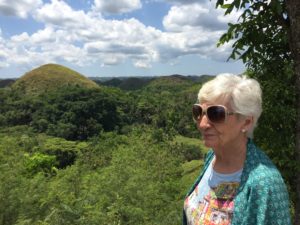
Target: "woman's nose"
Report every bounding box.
[198,114,211,130]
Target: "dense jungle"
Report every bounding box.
[0,64,296,224]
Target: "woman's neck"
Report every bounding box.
[213,137,248,174]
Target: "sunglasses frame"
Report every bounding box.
[192,104,235,123]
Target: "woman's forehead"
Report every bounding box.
[200,99,230,107]
[200,93,231,104]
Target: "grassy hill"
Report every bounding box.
[143,75,193,92]
[12,64,99,95]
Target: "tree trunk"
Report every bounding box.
[286,0,300,224]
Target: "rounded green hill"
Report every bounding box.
[145,75,193,91]
[12,64,99,95]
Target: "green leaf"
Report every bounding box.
[216,0,225,8]
[221,4,232,9]
[225,4,234,15]
[234,0,241,9]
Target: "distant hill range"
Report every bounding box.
[92,74,213,90]
[0,78,16,88]
[0,64,214,91]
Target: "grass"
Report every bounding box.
[12,64,99,95]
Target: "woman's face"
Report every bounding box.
[196,102,248,150]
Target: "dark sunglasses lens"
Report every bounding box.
[207,106,226,123]
[192,105,202,121]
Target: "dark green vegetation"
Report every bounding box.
[0,64,210,225]
[0,126,207,225]
[0,79,15,88]
[0,62,296,224]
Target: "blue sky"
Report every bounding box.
[0,0,245,78]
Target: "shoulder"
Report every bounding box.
[233,141,291,224]
[242,141,289,201]
[245,143,284,186]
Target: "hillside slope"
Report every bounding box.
[12,64,99,95]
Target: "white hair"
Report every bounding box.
[197,73,262,138]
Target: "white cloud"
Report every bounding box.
[0,0,242,74]
[85,42,147,55]
[134,60,152,69]
[101,56,124,66]
[163,0,200,4]
[34,0,91,28]
[163,2,238,32]
[92,0,142,14]
[4,45,46,67]
[30,27,56,44]
[0,0,42,18]
[158,1,242,62]
[11,32,30,43]
[148,0,200,4]
[0,49,7,58]
[0,29,10,68]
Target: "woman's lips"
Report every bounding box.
[202,133,215,139]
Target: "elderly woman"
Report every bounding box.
[183,74,291,225]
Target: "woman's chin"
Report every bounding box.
[202,140,215,148]
[202,136,217,148]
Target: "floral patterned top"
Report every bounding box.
[183,139,292,225]
[184,157,243,225]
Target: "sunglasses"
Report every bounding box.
[192,104,235,123]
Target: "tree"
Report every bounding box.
[285,1,300,223]
[215,0,300,222]
[31,86,123,140]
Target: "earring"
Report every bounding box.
[242,129,246,133]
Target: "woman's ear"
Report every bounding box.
[242,116,254,132]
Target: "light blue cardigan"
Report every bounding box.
[183,139,292,225]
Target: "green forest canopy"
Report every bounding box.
[0,64,296,224]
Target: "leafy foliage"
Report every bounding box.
[0,125,204,225]
[31,86,122,140]
[0,85,133,140]
[217,0,290,67]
